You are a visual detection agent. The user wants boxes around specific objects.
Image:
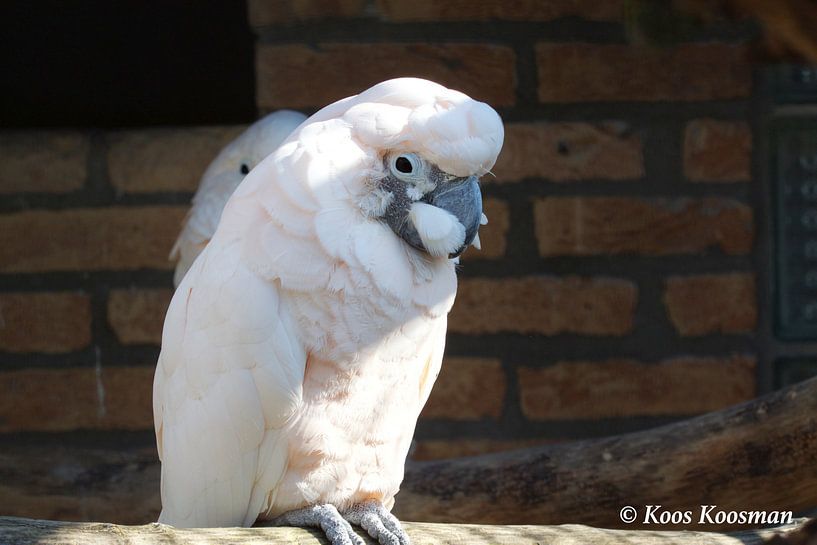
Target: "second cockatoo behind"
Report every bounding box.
[154,78,504,545]
[171,110,307,286]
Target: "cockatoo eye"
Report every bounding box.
[395,156,413,173]
[389,153,420,179]
[240,163,250,175]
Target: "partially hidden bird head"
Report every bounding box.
[201,110,307,194]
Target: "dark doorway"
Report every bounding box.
[0,0,256,128]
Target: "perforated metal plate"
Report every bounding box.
[773,65,817,104]
[772,119,817,339]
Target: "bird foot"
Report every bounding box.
[342,500,411,545]
[273,501,411,545]
[272,504,365,545]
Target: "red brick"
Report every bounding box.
[0,131,88,194]
[533,197,754,256]
[518,355,756,420]
[107,126,244,193]
[664,273,757,336]
[0,207,187,273]
[247,0,366,25]
[461,198,509,260]
[108,289,173,345]
[411,437,560,461]
[375,0,622,22]
[493,122,644,183]
[0,292,91,353]
[256,43,516,110]
[536,43,751,103]
[684,119,752,182]
[450,276,637,336]
[421,357,505,420]
[0,366,154,432]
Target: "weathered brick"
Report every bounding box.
[0,366,154,432]
[461,198,509,260]
[450,276,637,336]
[375,0,622,22]
[421,357,505,420]
[0,131,88,194]
[493,122,644,182]
[256,43,516,109]
[0,292,91,353]
[518,355,756,420]
[0,207,186,273]
[411,438,559,461]
[533,197,754,256]
[108,289,173,345]
[664,273,757,336]
[536,43,751,103]
[107,126,244,193]
[248,0,366,25]
[684,119,752,182]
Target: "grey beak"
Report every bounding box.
[424,175,482,258]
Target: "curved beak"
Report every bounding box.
[424,175,482,258]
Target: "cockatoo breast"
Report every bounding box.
[265,283,449,517]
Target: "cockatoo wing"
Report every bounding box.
[171,110,307,287]
[154,227,307,527]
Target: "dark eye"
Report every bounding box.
[240,163,250,175]
[395,156,413,174]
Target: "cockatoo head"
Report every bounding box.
[229,78,504,292]
[202,110,307,189]
[263,78,504,262]
[341,79,504,259]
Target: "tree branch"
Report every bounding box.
[396,376,817,530]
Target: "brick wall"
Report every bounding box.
[0,0,763,522]
[246,0,760,456]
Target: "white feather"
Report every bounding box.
[408,202,466,257]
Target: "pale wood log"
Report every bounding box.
[0,516,811,545]
[395,376,817,530]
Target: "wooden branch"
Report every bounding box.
[396,376,817,530]
[0,516,810,545]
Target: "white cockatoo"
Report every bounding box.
[171,110,307,286]
[153,78,503,545]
